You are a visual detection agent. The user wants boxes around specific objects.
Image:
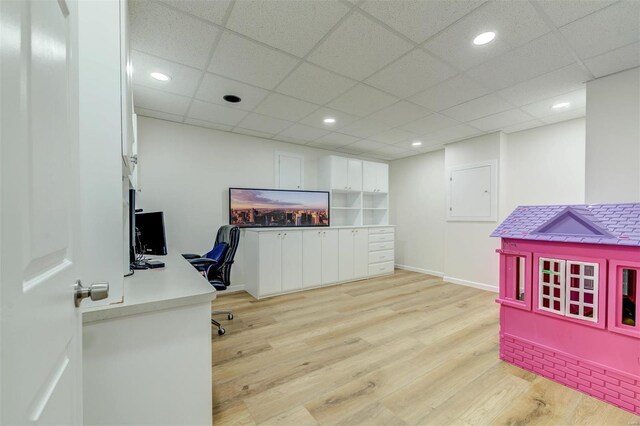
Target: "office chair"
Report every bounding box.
[183,225,240,335]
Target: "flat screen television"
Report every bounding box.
[229,188,330,228]
[135,211,168,255]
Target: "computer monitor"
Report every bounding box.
[135,211,167,256]
[128,189,137,263]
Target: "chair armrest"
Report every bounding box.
[182,253,201,260]
[188,258,218,266]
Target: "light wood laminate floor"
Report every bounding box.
[210,270,639,425]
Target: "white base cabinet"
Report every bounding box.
[244,227,393,299]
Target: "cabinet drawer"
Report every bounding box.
[369,233,394,243]
[369,241,394,252]
[369,261,394,276]
[369,250,394,264]
[368,227,394,235]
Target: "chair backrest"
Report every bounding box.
[210,225,240,287]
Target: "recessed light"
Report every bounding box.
[223,95,242,103]
[323,118,336,124]
[411,141,423,147]
[150,72,171,81]
[552,102,571,109]
[473,31,496,46]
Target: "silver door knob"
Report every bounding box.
[74,280,109,307]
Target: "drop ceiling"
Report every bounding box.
[130,0,640,161]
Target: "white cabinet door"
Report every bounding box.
[276,152,304,189]
[322,230,340,284]
[347,159,363,191]
[258,232,282,295]
[331,156,349,190]
[354,228,369,278]
[281,231,303,292]
[376,163,389,193]
[362,161,377,192]
[302,230,323,288]
[338,229,355,281]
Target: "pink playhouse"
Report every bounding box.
[492,204,640,415]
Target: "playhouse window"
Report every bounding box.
[538,258,599,322]
[621,269,636,327]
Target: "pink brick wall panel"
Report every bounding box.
[604,394,635,413]
[580,361,605,375]
[619,393,639,407]
[566,363,592,376]
[605,370,635,384]
[547,366,566,378]
[587,375,606,387]
[580,384,604,399]
[592,371,619,386]
[619,381,640,395]
[591,383,619,399]
[614,384,635,398]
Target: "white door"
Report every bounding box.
[322,230,340,285]
[276,152,304,189]
[362,161,377,192]
[1,0,84,424]
[281,231,303,292]
[302,231,322,288]
[376,163,389,193]
[338,229,355,281]
[353,228,369,278]
[347,159,363,191]
[258,232,282,295]
[331,156,349,190]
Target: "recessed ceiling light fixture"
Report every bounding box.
[552,101,571,109]
[473,31,496,46]
[150,72,171,81]
[323,117,336,124]
[223,94,242,103]
[411,141,423,147]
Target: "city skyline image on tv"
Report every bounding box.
[229,188,330,227]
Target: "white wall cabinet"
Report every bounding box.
[320,156,363,191]
[303,229,339,287]
[275,152,304,189]
[339,229,369,281]
[244,227,392,299]
[363,161,389,193]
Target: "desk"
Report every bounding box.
[82,251,216,425]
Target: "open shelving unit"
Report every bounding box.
[330,190,362,226]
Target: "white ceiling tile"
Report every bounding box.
[236,113,293,135]
[521,89,586,119]
[343,139,390,153]
[225,0,350,57]
[298,108,360,131]
[276,63,357,105]
[187,99,248,126]
[536,0,616,27]
[467,109,533,132]
[277,123,330,142]
[371,144,411,155]
[132,85,191,116]
[440,93,512,122]
[327,84,398,117]
[583,42,640,78]
[540,107,586,124]
[209,32,300,90]
[307,11,414,80]
[312,132,360,148]
[366,101,432,128]
[195,73,269,111]
[233,127,276,139]
[467,33,574,91]
[399,113,459,135]
[408,74,489,111]
[336,147,367,155]
[423,0,550,70]
[498,64,590,106]
[184,118,234,132]
[389,150,422,159]
[365,49,457,98]
[501,119,544,134]
[129,1,220,69]
[560,1,640,59]
[360,0,486,43]
[134,107,184,123]
[370,128,417,145]
[254,93,320,122]
[340,117,392,139]
[275,136,311,146]
[424,124,483,145]
[159,0,232,25]
[131,50,202,97]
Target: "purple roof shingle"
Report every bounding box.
[491,203,640,247]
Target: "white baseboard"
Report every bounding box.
[394,264,444,277]
[443,276,498,293]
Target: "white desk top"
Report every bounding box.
[83,251,216,323]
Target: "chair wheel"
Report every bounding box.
[228,314,234,320]
[218,328,226,336]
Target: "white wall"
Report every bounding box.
[389,150,445,275]
[585,67,640,203]
[505,118,586,213]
